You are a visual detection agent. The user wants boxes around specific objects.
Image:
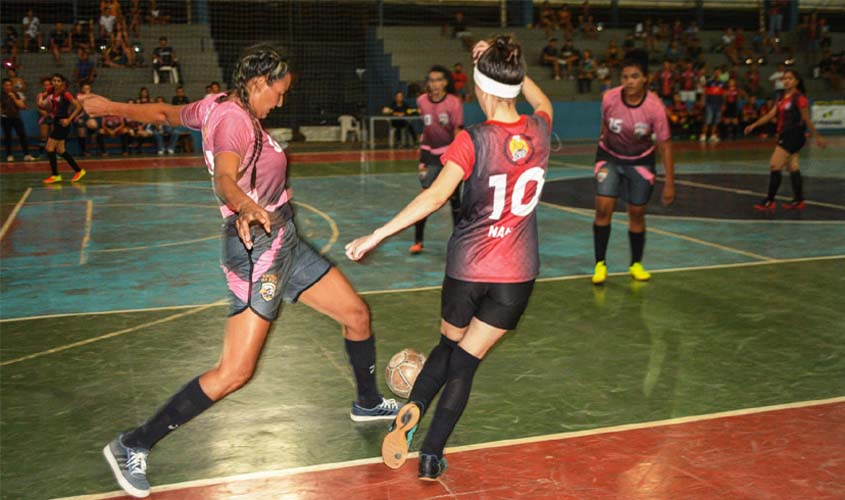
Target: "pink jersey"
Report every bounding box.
[598,86,670,163]
[417,93,463,154]
[181,93,289,219]
[441,112,551,283]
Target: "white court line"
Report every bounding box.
[0,301,225,367]
[548,160,845,211]
[79,200,93,265]
[539,201,774,261]
[53,395,845,500]
[0,187,32,240]
[2,254,843,324]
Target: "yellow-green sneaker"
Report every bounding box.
[629,262,651,281]
[42,175,62,184]
[591,261,607,285]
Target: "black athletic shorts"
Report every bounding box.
[50,122,71,141]
[441,275,535,331]
[777,128,806,155]
[419,149,443,189]
[724,103,739,119]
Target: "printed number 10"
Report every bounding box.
[488,167,546,220]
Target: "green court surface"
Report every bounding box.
[1,140,844,499]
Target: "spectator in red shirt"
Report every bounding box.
[452,63,469,102]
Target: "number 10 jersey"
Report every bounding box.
[440,112,551,283]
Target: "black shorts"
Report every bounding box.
[50,123,71,141]
[777,128,806,154]
[724,103,739,119]
[441,276,535,331]
[419,150,443,189]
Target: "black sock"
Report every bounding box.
[629,230,645,265]
[414,218,427,245]
[408,335,458,416]
[97,134,106,154]
[345,336,381,407]
[77,137,87,154]
[789,170,803,202]
[47,152,58,175]
[420,346,481,458]
[593,223,611,263]
[59,151,81,172]
[767,170,782,201]
[449,190,461,227]
[122,377,214,450]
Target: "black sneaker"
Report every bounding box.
[418,453,448,481]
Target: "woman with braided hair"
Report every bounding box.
[81,44,399,498]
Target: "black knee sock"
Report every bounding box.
[47,152,58,175]
[414,218,427,245]
[345,336,381,407]
[407,335,458,415]
[767,170,782,201]
[420,346,481,458]
[122,377,214,450]
[60,151,81,172]
[629,230,645,265]
[593,223,611,263]
[789,170,803,201]
[449,190,461,227]
[97,134,106,154]
[77,137,87,155]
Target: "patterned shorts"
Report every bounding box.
[221,213,331,321]
[594,159,656,206]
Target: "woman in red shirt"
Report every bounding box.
[745,69,825,211]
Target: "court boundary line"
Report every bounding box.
[79,200,93,265]
[0,302,225,367]
[539,201,775,261]
[52,395,845,500]
[0,187,31,240]
[2,254,842,324]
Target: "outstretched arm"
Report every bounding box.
[79,93,186,126]
[345,162,464,261]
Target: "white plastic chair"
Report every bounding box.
[153,65,179,84]
[338,115,361,143]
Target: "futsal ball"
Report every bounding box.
[385,348,426,398]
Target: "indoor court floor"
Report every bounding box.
[1,137,843,499]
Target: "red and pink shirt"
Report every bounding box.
[417,93,463,155]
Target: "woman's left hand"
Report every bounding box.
[60,118,70,126]
[816,136,827,148]
[345,233,383,261]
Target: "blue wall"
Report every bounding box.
[464,101,602,140]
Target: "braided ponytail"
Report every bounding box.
[230,44,290,190]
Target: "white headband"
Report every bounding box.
[473,66,522,99]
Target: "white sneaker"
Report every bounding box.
[5,155,13,162]
[157,150,164,155]
[23,154,36,161]
[709,135,720,143]
[166,148,175,155]
[698,134,707,142]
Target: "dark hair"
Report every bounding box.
[621,49,649,76]
[230,44,290,189]
[477,35,526,87]
[1,78,10,85]
[428,64,455,95]
[784,69,806,94]
[51,73,68,83]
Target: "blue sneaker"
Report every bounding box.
[381,402,421,469]
[350,396,399,422]
[418,453,448,480]
[103,433,151,498]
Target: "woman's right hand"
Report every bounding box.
[743,124,754,135]
[472,40,490,65]
[236,200,271,250]
[78,94,113,117]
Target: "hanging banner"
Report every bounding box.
[812,101,845,129]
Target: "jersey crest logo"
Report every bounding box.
[505,134,534,164]
[784,101,792,110]
[259,274,278,301]
[438,113,449,125]
[634,122,649,137]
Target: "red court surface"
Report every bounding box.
[76,399,844,500]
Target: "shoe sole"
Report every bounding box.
[382,404,420,469]
[591,274,606,285]
[102,443,151,498]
